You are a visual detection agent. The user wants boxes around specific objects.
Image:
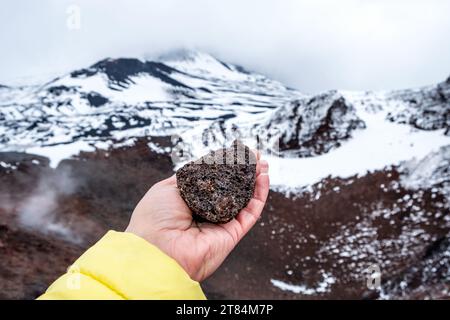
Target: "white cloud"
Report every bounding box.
[0,0,449,92]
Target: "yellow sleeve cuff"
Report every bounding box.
[38,230,206,300]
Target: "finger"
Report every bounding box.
[234,170,270,236]
[216,218,245,244]
[159,174,176,186]
[251,149,261,161]
[235,208,260,237]
[255,157,268,176]
[254,160,269,198]
[245,174,270,215]
[256,160,261,176]
[254,172,270,202]
[258,160,269,176]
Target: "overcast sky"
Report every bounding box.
[1,0,449,92]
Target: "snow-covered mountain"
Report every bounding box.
[1,50,449,189]
[1,50,449,300]
[0,51,299,166]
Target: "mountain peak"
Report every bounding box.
[157,48,208,63]
[158,49,249,80]
[67,49,248,85]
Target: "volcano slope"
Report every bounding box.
[0,51,449,299]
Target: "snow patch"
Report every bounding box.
[271,272,336,295]
[162,51,247,81]
[400,145,450,198]
[26,140,96,168]
[53,73,171,103]
[0,161,18,170]
[267,110,450,189]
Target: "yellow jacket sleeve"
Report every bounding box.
[38,230,206,300]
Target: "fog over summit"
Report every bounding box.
[1,0,450,92]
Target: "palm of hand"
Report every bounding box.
[126,157,269,282]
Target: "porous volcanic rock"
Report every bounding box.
[176,140,257,223]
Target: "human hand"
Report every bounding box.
[125,152,269,282]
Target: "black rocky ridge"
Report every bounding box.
[258,91,366,157]
[71,58,192,89]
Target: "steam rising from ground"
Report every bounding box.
[17,167,80,243]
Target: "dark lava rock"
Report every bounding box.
[176,140,257,223]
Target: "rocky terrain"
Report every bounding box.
[0,50,449,299]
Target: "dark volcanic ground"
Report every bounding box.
[0,137,449,299]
